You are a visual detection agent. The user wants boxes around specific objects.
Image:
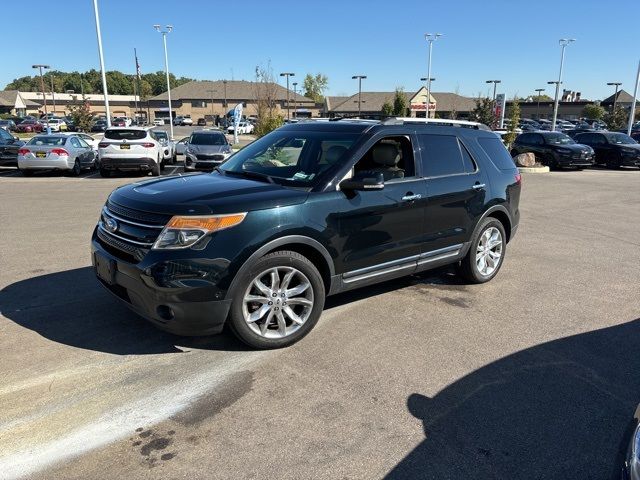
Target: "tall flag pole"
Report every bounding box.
[134,48,141,123]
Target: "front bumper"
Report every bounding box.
[185,154,227,171]
[556,153,595,167]
[91,231,231,335]
[621,155,640,167]
[100,157,157,171]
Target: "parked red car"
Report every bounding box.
[15,119,43,133]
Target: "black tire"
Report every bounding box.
[457,217,507,284]
[171,153,177,165]
[151,161,161,177]
[20,169,33,177]
[606,153,621,169]
[68,160,81,176]
[227,251,326,349]
[159,158,166,172]
[99,167,111,178]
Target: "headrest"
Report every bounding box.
[372,143,400,167]
[325,145,348,164]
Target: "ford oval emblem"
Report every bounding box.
[104,217,118,233]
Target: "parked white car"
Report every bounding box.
[151,129,177,164]
[227,122,255,135]
[97,127,164,177]
[173,116,193,126]
[42,118,67,132]
[153,118,165,126]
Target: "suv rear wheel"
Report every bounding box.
[458,217,506,283]
[228,251,325,349]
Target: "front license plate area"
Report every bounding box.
[95,252,116,285]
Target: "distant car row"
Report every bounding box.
[511,130,640,170]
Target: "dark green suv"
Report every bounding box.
[92,119,521,348]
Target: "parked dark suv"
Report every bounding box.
[511,131,595,169]
[92,119,521,348]
[573,131,640,169]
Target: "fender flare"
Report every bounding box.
[225,235,335,299]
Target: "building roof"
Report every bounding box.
[0,90,40,108]
[324,96,350,111]
[150,80,314,104]
[601,89,637,105]
[332,91,413,113]
[430,92,477,112]
[20,91,136,104]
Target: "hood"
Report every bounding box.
[550,143,591,152]
[186,144,230,154]
[617,143,640,152]
[108,172,309,216]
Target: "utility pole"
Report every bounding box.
[207,88,216,122]
[50,74,56,115]
[607,82,622,113]
[279,72,295,120]
[292,82,298,119]
[154,24,174,139]
[420,77,435,116]
[551,38,575,131]
[352,75,366,117]
[535,88,545,119]
[424,33,442,118]
[32,64,50,133]
[627,60,640,135]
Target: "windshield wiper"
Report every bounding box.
[221,169,275,184]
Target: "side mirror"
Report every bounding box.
[340,172,385,191]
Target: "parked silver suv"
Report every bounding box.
[98,127,163,177]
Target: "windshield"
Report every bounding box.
[28,136,67,146]
[219,129,359,186]
[544,133,574,145]
[190,133,226,145]
[154,131,168,140]
[605,133,636,145]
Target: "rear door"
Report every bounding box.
[417,132,489,256]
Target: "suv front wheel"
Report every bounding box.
[228,251,325,349]
[458,217,506,283]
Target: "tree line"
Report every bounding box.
[4,69,194,99]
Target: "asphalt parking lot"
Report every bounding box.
[1,169,639,479]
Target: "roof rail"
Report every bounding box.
[380,117,490,131]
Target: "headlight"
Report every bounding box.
[152,213,246,250]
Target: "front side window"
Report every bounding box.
[219,130,359,187]
[353,135,416,181]
[69,137,82,148]
[605,133,636,145]
[418,134,470,177]
[543,133,575,145]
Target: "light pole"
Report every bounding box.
[32,64,50,133]
[292,82,298,119]
[92,0,111,126]
[207,89,216,122]
[420,77,435,117]
[551,38,575,131]
[352,75,366,117]
[535,88,545,119]
[49,74,57,115]
[154,24,174,139]
[486,80,501,128]
[607,82,622,113]
[279,72,295,120]
[628,60,640,135]
[222,80,228,109]
[424,33,442,119]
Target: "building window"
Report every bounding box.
[192,100,206,108]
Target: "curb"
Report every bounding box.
[518,166,550,173]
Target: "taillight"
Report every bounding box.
[51,148,69,156]
[142,143,155,148]
[515,173,522,185]
[98,142,108,148]
[18,148,30,155]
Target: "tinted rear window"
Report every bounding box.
[104,129,146,140]
[478,137,516,170]
[417,134,472,177]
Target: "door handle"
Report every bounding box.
[472,183,486,190]
[401,193,422,201]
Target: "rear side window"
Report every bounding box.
[418,134,473,177]
[104,129,146,141]
[478,137,516,170]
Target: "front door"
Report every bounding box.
[331,132,427,279]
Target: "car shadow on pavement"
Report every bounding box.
[0,267,249,355]
[386,318,640,480]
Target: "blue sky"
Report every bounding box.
[3,0,638,100]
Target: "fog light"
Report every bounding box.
[156,305,174,321]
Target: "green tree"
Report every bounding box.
[392,88,408,116]
[303,73,329,103]
[504,96,521,148]
[582,104,606,120]
[253,62,284,137]
[381,101,393,116]
[520,94,554,102]
[604,105,627,130]
[471,96,496,127]
[68,99,93,132]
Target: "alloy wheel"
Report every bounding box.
[475,227,503,276]
[242,267,314,339]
